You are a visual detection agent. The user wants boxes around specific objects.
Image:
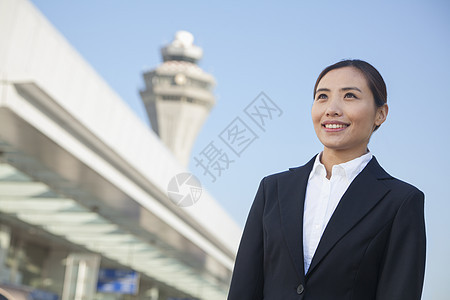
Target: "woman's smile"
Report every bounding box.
[322,120,350,131]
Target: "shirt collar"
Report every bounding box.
[309,151,373,182]
[309,154,326,180]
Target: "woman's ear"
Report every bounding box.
[375,104,388,127]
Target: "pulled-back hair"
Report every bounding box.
[314,59,387,108]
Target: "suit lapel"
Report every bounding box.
[279,156,316,280]
[306,157,392,277]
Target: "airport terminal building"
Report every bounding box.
[0,0,241,299]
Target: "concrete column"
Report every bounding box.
[0,224,11,282]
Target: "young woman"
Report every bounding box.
[228,60,426,300]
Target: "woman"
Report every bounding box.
[227,59,426,300]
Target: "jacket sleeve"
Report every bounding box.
[376,189,426,300]
[227,178,266,300]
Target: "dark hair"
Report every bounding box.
[313,59,387,131]
[313,59,387,107]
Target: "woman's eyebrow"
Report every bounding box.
[315,88,330,93]
[341,87,362,92]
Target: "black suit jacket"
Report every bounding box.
[228,156,426,300]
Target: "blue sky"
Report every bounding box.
[30,0,450,299]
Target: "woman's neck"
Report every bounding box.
[320,148,369,179]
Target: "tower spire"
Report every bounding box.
[140,31,216,166]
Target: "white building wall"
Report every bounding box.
[0,0,241,267]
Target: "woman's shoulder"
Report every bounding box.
[261,156,317,185]
[381,175,424,198]
[370,156,424,197]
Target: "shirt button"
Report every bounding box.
[296,284,304,295]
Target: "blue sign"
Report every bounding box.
[30,289,59,300]
[97,269,139,295]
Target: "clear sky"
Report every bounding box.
[29,0,450,299]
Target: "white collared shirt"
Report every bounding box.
[303,151,373,273]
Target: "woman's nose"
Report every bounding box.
[325,97,343,117]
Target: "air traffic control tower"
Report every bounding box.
[140,31,215,166]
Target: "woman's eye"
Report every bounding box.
[316,94,327,100]
[344,92,357,99]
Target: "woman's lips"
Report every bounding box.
[322,121,350,131]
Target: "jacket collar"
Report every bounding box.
[278,155,316,282]
[279,155,392,281]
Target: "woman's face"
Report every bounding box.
[311,66,387,158]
